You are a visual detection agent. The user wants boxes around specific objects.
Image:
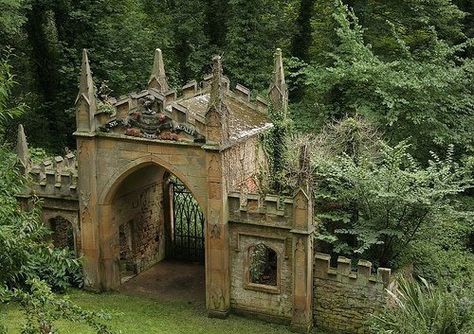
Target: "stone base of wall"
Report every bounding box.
[232,306,291,325]
[313,253,391,334]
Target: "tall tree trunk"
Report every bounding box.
[290,0,314,101]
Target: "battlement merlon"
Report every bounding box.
[314,252,392,288]
[15,125,78,200]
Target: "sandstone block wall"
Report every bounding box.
[223,136,266,192]
[229,224,293,321]
[313,253,391,334]
[114,181,164,273]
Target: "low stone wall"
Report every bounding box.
[313,253,391,334]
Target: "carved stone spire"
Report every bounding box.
[209,55,224,110]
[206,55,229,144]
[16,124,30,174]
[148,48,169,92]
[75,49,97,133]
[269,48,288,115]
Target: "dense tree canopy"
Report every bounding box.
[0,0,471,158]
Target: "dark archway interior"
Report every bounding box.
[111,164,205,285]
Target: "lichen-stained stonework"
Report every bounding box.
[313,253,392,334]
[113,174,165,273]
[229,227,293,321]
[15,48,393,334]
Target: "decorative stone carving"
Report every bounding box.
[99,93,205,142]
[209,286,225,310]
[210,224,221,240]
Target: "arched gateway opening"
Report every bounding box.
[108,162,206,298]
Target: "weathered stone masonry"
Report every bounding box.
[15,47,393,334]
[313,253,391,334]
[113,166,165,274]
[228,193,296,322]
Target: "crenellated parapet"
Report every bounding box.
[81,48,273,147]
[228,192,294,229]
[26,151,78,200]
[314,253,391,288]
[228,187,315,230]
[100,74,270,143]
[14,124,78,201]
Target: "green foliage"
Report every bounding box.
[370,276,474,334]
[4,289,301,334]
[263,104,292,193]
[28,247,83,292]
[0,143,79,289]
[0,56,112,333]
[359,0,465,57]
[398,203,474,290]
[299,1,474,159]
[311,0,466,63]
[224,0,298,90]
[0,0,28,43]
[0,56,24,139]
[305,117,473,267]
[1,279,112,334]
[0,146,113,333]
[249,244,277,285]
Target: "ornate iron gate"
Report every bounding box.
[167,178,205,262]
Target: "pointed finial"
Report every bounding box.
[148,48,169,92]
[16,124,30,173]
[274,48,285,89]
[79,49,94,99]
[209,55,224,109]
[269,48,288,115]
[206,55,229,144]
[75,49,97,132]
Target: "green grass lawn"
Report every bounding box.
[2,289,316,333]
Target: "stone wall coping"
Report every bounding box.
[73,131,96,137]
[15,192,78,202]
[229,219,293,231]
[95,131,208,147]
[228,192,294,204]
[228,192,293,217]
[314,252,392,287]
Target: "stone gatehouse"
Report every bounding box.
[16,48,392,334]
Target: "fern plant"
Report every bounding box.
[370,276,473,334]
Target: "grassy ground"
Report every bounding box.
[2,289,307,334]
